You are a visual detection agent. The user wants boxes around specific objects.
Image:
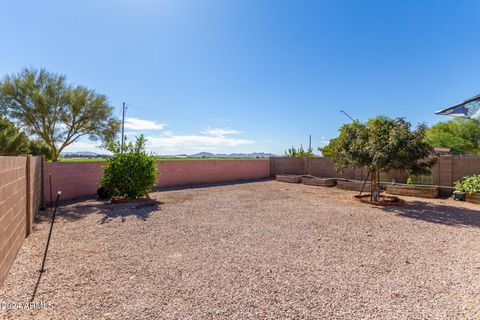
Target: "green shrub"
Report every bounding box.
[101,135,158,200]
[285,145,314,157]
[455,175,480,193]
[406,177,414,185]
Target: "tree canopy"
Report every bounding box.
[0,67,120,161]
[321,116,435,192]
[0,115,29,155]
[0,115,52,159]
[425,119,480,155]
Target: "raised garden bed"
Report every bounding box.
[466,193,480,204]
[276,174,301,183]
[386,184,439,198]
[336,179,371,192]
[301,175,336,187]
[353,194,403,206]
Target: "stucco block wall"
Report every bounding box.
[270,156,480,194]
[43,162,104,201]
[269,157,306,175]
[271,157,366,180]
[157,160,269,188]
[44,160,271,201]
[451,157,480,183]
[0,156,42,286]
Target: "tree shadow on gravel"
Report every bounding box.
[97,200,161,224]
[36,200,161,224]
[381,201,480,228]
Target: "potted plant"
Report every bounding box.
[453,179,466,201]
[456,175,480,204]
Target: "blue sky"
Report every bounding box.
[1,0,479,155]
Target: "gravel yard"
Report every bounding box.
[1,180,480,319]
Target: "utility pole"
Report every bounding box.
[121,102,126,152]
[308,134,312,152]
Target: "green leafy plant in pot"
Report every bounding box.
[453,180,466,201]
[454,175,480,202]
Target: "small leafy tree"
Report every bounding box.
[0,115,52,159]
[0,67,120,161]
[27,138,52,160]
[0,115,29,155]
[321,116,435,194]
[285,145,314,157]
[101,135,158,200]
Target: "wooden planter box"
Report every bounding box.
[336,179,371,192]
[386,184,439,198]
[301,175,336,187]
[466,193,480,204]
[276,174,301,183]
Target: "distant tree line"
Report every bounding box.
[425,118,480,155]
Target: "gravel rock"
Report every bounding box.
[1,181,479,319]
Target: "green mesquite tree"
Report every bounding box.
[0,67,120,161]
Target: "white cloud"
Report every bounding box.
[146,134,253,151]
[124,117,165,130]
[63,126,254,155]
[145,127,253,153]
[202,128,241,136]
[318,136,330,145]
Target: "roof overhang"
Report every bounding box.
[435,94,480,119]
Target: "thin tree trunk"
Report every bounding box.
[370,169,377,200]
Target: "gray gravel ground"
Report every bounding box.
[1,180,480,319]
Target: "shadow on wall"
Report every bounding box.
[382,201,480,228]
[36,200,161,225]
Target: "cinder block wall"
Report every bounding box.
[44,160,271,201]
[270,156,480,194]
[0,156,42,285]
[156,160,270,188]
[43,162,104,201]
[452,157,480,183]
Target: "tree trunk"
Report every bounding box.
[50,146,59,162]
[370,168,378,200]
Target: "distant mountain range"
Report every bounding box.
[166,152,277,158]
[62,151,109,157]
[62,151,277,158]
